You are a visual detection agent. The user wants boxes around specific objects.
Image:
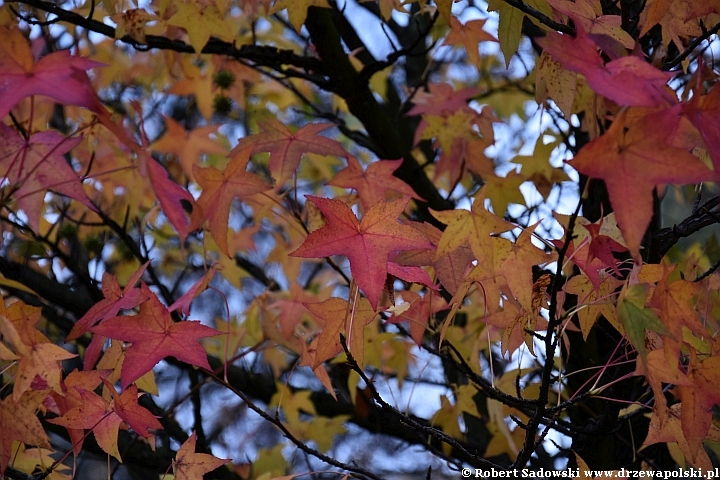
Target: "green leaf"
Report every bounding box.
[617,284,670,362]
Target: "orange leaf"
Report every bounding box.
[173,431,229,480]
[193,145,272,257]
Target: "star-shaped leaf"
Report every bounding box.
[568,107,714,260]
[193,145,272,257]
[431,187,514,267]
[0,124,98,232]
[235,119,346,185]
[0,26,105,119]
[90,284,221,388]
[327,156,418,211]
[0,391,50,475]
[442,17,498,66]
[49,383,162,462]
[268,0,331,31]
[305,297,377,367]
[167,0,236,53]
[290,196,433,309]
[150,116,227,182]
[173,431,229,480]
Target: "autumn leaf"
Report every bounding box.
[392,221,474,296]
[0,124,98,232]
[0,391,51,475]
[193,144,273,257]
[268,0,331,31]
[566,272,623,339]
[617,283,670,363]
[442,17,498,66]
[386,290,448,345]
[167,0,235,53]
[290,196,433,309]
[0,26,106,119]
[173,431,229,480]
[49,383,162,462]
[431,187,514,267]
[674,355,720,464]
[150,116,227,182]
[235,118,346,185]
[683,83,720,182]
[406,83,482,117]
[492,222,555,313]
[67,263,149,370]
[0,305,77,401]
[327,156,418,211]
[535,24,675,107]
[50,369,111,456]
[148,157,203,242]
[568,108,714,260]
[90,283,220,388]
[305,296,377,367]
[168,267,216,315]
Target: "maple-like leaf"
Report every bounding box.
[268,0,331,31]
[672,355,720,467]
[0,124,98,232]
[406,83,482,117]
[392,222,474,296]
[234,118,347,185]
[431,187,514,267]
[442,17,498,66]
[535,24,675,107]
[0,26,106,119]
[617,283,670,363]
[150,116,227,182]
[49,383,162,461]
[0,304,77,400]
[566,272,623,339]
[90,284,220,388]
[167,0,235,54]
[568,108,714,260]
[305,297,377,367]
[148,157,202,242]
[173,431,229,480]
[492,222,555,312]
[193,145,273,257]
[67,263,149,370]
[290,196,433,309]
[50,369,111,456]
[327,156,418,211]
[0,391,51,475]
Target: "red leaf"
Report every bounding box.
[290,196,433,309]
[148,157,202,242]
[67,263,149,341]
[327,156,419,211]
[535,26,674,107]
[234,119,347,185]
[0,27,106,119]
[90,284,220,388]
[568,107,714,260]
[0,124,98,232]
[49,383,162,461]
